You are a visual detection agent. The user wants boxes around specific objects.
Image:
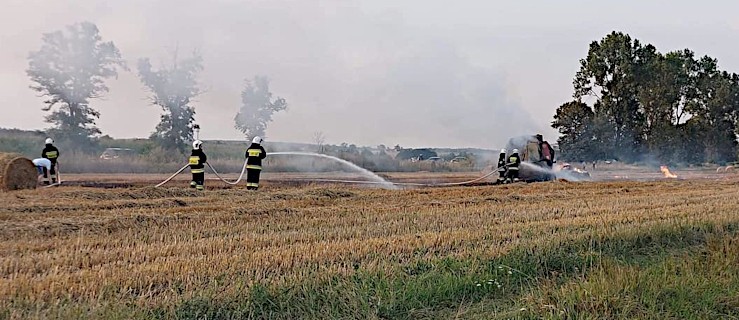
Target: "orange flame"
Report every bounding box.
[660,165,677,178]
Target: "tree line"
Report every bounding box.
[553,31,739,165]
[27,22,287,153]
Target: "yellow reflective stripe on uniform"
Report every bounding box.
[45,151,58,158]
[191,169,204,173]
[246,165,262,170]
[188,156,200,165]
[247,149,261,157]
[246,182,259,187]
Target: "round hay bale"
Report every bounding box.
[0,153,37,191]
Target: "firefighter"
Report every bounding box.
[497,148,507,183]
[189,140,207,191]
[41,138,59,185]
[32,158,52,185]
[506,148,521,182]
[245,136,267,190]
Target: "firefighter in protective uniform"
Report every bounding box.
[497,148,507,183]
[189,140,207,190]
[245,136,267,190]
[41,138,60,185]
[506,149,521,182]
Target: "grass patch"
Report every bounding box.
[155,222,738,319]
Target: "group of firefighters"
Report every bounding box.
[30,136,268,190]
[31,133,553,189]
[188,136,267,191]
[496,148,521,183]
[31,138,60,185]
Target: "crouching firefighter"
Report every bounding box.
[506,148,521,182]
[496,148,507,183]
[32,158,52,185]
[245,136,267,190]
[189,140,207,191]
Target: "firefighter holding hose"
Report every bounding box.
[189,140,207,191]
[497,148,507,183]
[245,136,267,190]
[506,148,521,182]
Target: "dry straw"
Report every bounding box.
[0,153,37,191]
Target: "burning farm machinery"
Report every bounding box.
[504,135,591,183]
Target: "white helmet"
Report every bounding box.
[45,138,54,144]
[500,148,507,154]
[512,149,519,154]
[192,140,203,150]
[252,136,263,144]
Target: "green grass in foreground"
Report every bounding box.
[3,222,737,320]
[167,222,739,319]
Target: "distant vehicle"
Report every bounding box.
[450,156,468,163]
[426,156,443,162]
[99,147,135,160]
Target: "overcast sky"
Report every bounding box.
[2,0,739,149]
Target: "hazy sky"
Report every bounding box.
[2,1,739,149]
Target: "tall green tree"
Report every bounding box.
[552,101,596,161]
[636,49,697,162]
[688,59,739,163]
[559,31,739,165]
[234,76,287,139]
[573,31,645,161]
[27,21,125,146]
[137,52,203,152]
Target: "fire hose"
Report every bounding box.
[42,164,63,188]
[206,159,248,185]
[294,170,499,188]
[154,159,249,187]
[153,164,499,188]
[154,164,190,188]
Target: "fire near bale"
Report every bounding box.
[0,153,37,191]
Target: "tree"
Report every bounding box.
[27,21,125,146]
[234,76,287,139]
[137,51,203,152]
[573,31,644,161]
[552,101,596,161]
[688,62,739,163]
[634,49,697,162]
[312,131,326,153]
[559,31,739,165]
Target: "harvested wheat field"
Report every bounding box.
[2,176,739,319]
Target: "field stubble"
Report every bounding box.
[1,173,739,318]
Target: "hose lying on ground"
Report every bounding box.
[42,167,62,188]
[287,170,499,188]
